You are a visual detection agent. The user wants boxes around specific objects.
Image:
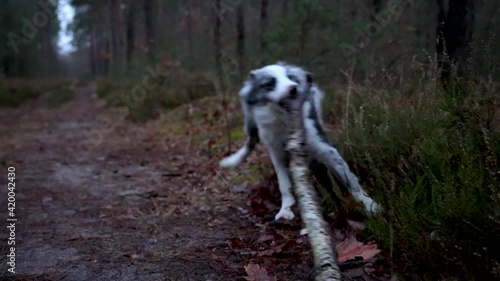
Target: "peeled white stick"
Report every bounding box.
[286,82,341,281]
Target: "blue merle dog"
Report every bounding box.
[220,62,380,220]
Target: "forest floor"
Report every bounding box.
[0,83,394,281]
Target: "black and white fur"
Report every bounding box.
[220,62,380,220]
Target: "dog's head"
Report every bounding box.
[239,63,313,107]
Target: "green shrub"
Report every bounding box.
[328,76,500,280]
[0,79,70,108]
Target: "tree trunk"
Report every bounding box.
[115,0,124,73]
[104,36,111,75]
[371,0,383,21]
[108,0,117,75]
[373,0,382,13]
[186,0,194,67]
[89,42,96,76]
[126,0,135,66]
[91,25,98,76]
[436,0,475,88]
[214,0,224,92]
[236,4,245,77]
[260,0,268,54]
[286,81,341,281]
[143,0,155,62]
[282,0,288,19]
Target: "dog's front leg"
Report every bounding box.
[268,148,296,220]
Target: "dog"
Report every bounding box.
[220,62,380,220]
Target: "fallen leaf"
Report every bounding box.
[228,237,246,249]
[347,220,366,231]
[231,183,248,193]
[208,218,224,227]
[336,236,381,263]
[244,263,277,281]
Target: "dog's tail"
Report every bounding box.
[219,146,251,168]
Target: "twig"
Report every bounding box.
[340,60,356,142]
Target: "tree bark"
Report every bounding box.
[286,80,341,281]
[282,0,288,19]
[90,25,98,76]
[143,0,155,62]
[115,0,124,72]
[186,0,194,66]
[373,0,382,14]
[436,0,475,88]
[125,0,135,66]
[236,4,245,77]
[260,0,268,54]
[371,0,383,21]
[214,0,224,92]
[108,0,117,75]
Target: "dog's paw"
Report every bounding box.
[299,228,308,236]
[274,208,295,221]
[365,201,381,215]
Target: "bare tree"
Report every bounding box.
[214,0,224,91]
[143,0,155,62]
[373,0,382,13]
[236,3,246,77]
[183,0,194,66]
[371,0,383,21]
[90,25,97,76]
[108,0,117,75]
[125,0,135,66]
[260,0,268,54]
[282,0,288,19]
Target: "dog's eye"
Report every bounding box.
[287,75,299,84]
[261,77,276,90]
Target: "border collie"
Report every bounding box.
[220,62,380,220]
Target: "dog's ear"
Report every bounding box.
[248,70,257,81]
[306,72,314,84]
[241,70,258,104]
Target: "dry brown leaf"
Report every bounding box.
[244,263,277,281]
[336,236,381,263]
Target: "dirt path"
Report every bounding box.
[0,84,264,281]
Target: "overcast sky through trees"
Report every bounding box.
[58,0,75,54]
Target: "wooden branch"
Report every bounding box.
[286,82,341,281]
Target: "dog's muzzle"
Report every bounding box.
[289,85,298,99]
[278,86,299,110]
[279,84,311,112]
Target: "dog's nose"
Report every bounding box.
[289,85,297,98]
